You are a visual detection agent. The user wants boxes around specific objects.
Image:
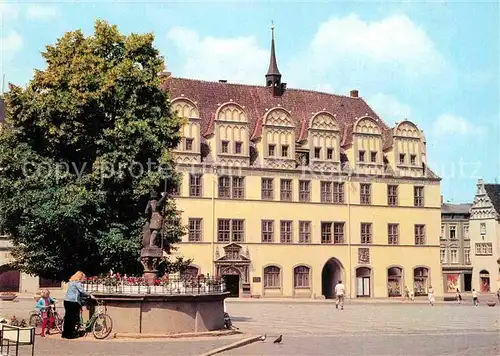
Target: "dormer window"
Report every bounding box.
[410,154,416,165]
[327,148,333,160]
[314,147,321,159]
[281,145,289,157]
[184,138,193,151]
[399,153,406,164]
[268,144,275,157]
[358,150,365,162]
[235,141,242,154]
[221,141,229,154]
[370,151,377,163]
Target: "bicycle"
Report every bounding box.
[73,300,113,339]
[28,304,63,336]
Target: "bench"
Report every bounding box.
[0,324,35,356]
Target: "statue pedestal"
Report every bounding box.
[140,247,163,286]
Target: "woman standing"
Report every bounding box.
[428,285,435,307]
[61,271,94,339]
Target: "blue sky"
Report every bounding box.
[1,0,498,203]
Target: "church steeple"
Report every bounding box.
[265,21,282,90]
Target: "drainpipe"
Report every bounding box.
[347,173,352,299]
[211,167,217,276]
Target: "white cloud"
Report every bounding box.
[0,30,23,65]
[0,1,20,20]
[25,5,59,21]
[367,93,412,123]
[167,27,268,84]
[432,114,486,137]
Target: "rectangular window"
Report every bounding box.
[333,182,344,203]
[360,183,371,205]
[280,179,293,201]
[184,138,193,151]
[217,219,230,242]
[232,177,245,199]
[235,141,242,154]
[399,153,406,164]
[333,222,344,244]
[261,178,274,200]
[414,186,424,207]
[320,181,332,203]
[299,180,311,202]
[440,249,446,263]
[231,219,245,242]
[463,225,469,239]
[358,150,365,162]
[414,224,426,245]
[262,220,274,243]
[361,223,372,244]
[298,221,311,243]
[475,242,493,255]
[449,225,456,239]
[450,249,458,263]
[314,147,321,159]
[388,223,399,245]
[370,151,377,163]
[440,224,445,239]
[218,176,231,198]
[480,223,486,235]
[327,148,333,160]
[281,145,289,157]
[321,222,332,244]
[464,249,470,264]
[221,140,229,153]
[387,185,398,206]
[294,266,310,288]
[189,174,202,197]
[280,221,293,243]
[188,218,202,242]
[268,144,275,156]
[410,154,416,165]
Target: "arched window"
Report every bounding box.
[294,266,310,288]
[264,266,281,289]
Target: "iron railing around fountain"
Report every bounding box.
[82,276,226,296]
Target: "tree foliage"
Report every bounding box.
[0,20,190,281]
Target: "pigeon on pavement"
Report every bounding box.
[273,335,282,344]
[259,334,267,341]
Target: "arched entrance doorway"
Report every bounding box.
[321,258,344,299]
[0,265,20,292]
[356,267,371,297]
[414,267,429,296]
[222,266,241,297]
[387,267,403,297]
[479,270,490,292]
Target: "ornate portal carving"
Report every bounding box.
[358,248,370,264]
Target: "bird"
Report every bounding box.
[259,334,267,341]
[273,335,282,344]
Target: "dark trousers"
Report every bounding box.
[62,301,81,338]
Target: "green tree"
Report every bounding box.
[0,20,190,281]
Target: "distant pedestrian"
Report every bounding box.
[428,286,435,307]
[496,288,500,302]
[456,288,462,305]
[404,286,410,301]
[472,289,479,306]
[334,280,345,310]
[409,289,414,301]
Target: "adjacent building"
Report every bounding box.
[167,27,442,298]
[469,179,500,293]
[440,200,472,294]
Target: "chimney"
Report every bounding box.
[219,80,227,83]
[350,89,359,98]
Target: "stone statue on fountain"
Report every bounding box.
[140,191,168,285]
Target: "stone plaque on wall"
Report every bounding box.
[252,277,261,283]
[358,248,370,264]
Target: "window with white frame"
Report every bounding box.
[450,249,458,263]
[464,249,471,264]
[463,224,469,239]
[480,223,486,235]
[440,249,446,263]
[449,226,457,239]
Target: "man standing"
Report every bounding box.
[472,289,479,306]
[334,280,345,310]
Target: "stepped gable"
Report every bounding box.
[162,77,393,147]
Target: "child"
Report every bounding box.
[36,289,55,337]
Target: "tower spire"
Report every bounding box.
[266,21,282,87]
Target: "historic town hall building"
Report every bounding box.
[166,27,442,299]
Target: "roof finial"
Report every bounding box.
[271,20,275,40]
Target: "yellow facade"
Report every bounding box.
[167,90,442,299]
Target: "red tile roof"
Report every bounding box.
[162,77,393,147]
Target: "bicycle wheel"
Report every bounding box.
[92,314,113,339]
[29,314,43,336]
[54,314,64,333]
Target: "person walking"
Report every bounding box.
[472,289,479,306]
[61,271,95,339]
[456,288,462,305]
[428,285,435,307]
[334,280,345,310]
[404,286,410,302]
